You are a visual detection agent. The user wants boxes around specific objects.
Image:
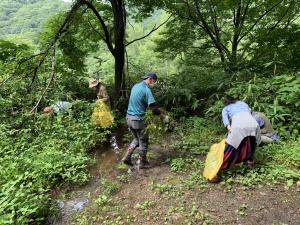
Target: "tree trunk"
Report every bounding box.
[112,0,126,105]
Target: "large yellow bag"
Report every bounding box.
[203,139,225,180]
[91,99,114,128]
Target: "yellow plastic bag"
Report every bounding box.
[203,139,225,180]
[91,99,114,128]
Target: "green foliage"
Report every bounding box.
[170,158,203,173]
[0,0,70,45]
[206,74,300,138]
[171,117,224,155]
[94,194,112,208]
[0,39,29,61]
[144,110,167,142]
[0,172,48,225]
[1,31,114,223]
[134,0,300,74]
[94,178,118,208]
[0,39,33,84]
[250,24,300,74]
[257,139,300,171]
[1,1,300,224]
[134,200,155,210]
[149,182,176,196]
[101,178,119,196]
[0,100,108,224]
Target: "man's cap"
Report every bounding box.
[141,72,158,80]
[89,79,99,88]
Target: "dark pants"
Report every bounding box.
[221,136,256,170]
[127,118,149,158]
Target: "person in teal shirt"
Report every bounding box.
[122,72,168,168]
[127,78,156,120]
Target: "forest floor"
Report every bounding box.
[47,136,300,225]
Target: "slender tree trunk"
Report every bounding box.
[111,0,125,103]
[230,0,242,73]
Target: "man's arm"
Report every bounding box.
[149,103,169,123]
[149,103,161,115]
[146,88,168,122]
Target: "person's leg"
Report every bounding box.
[128,128,139,150]
[135,121,150,168]
[122,120,139,166]
[247,136,256,168]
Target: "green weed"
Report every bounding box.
[101,178,118,196]
[134,200,155,210]
[94,194,112,207]
[0,103,108,224]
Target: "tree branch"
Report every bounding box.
[30,47,56,113]
[126,15,172,46]
[0,53,45,87]
[30,0,83,86]
[86,16,106,41]
[193,0,230,59]
[269,0,294,30]
[180,0,204,29]
[81,0,115,55]
[207,0,219,34]
[238,0,284,42]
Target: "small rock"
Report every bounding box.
[208,208,216,212]
[58,201,64,209]
[259,192,267,196]
[73,200,88,211]
[171,213,183,221]
[296,180,300,187]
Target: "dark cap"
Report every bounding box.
[141,72,158,80]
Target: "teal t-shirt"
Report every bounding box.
[127,81,156,120]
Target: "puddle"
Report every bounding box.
[91,148,120,175]
[47,144,122,225]
[58,198,89,213]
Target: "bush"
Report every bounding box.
[0,102,108,224]
[206,74,300,139]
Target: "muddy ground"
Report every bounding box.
[48,143,300,225]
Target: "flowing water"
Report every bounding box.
[47,144,121,225]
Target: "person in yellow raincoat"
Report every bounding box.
[89,78,119,151]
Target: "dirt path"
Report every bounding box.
[49,143,300,225]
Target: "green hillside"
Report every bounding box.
[0,0,70,44]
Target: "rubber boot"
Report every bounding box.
[122,147,135,166]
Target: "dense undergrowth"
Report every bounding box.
[205,74,300,139]
[0,101,108,224]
